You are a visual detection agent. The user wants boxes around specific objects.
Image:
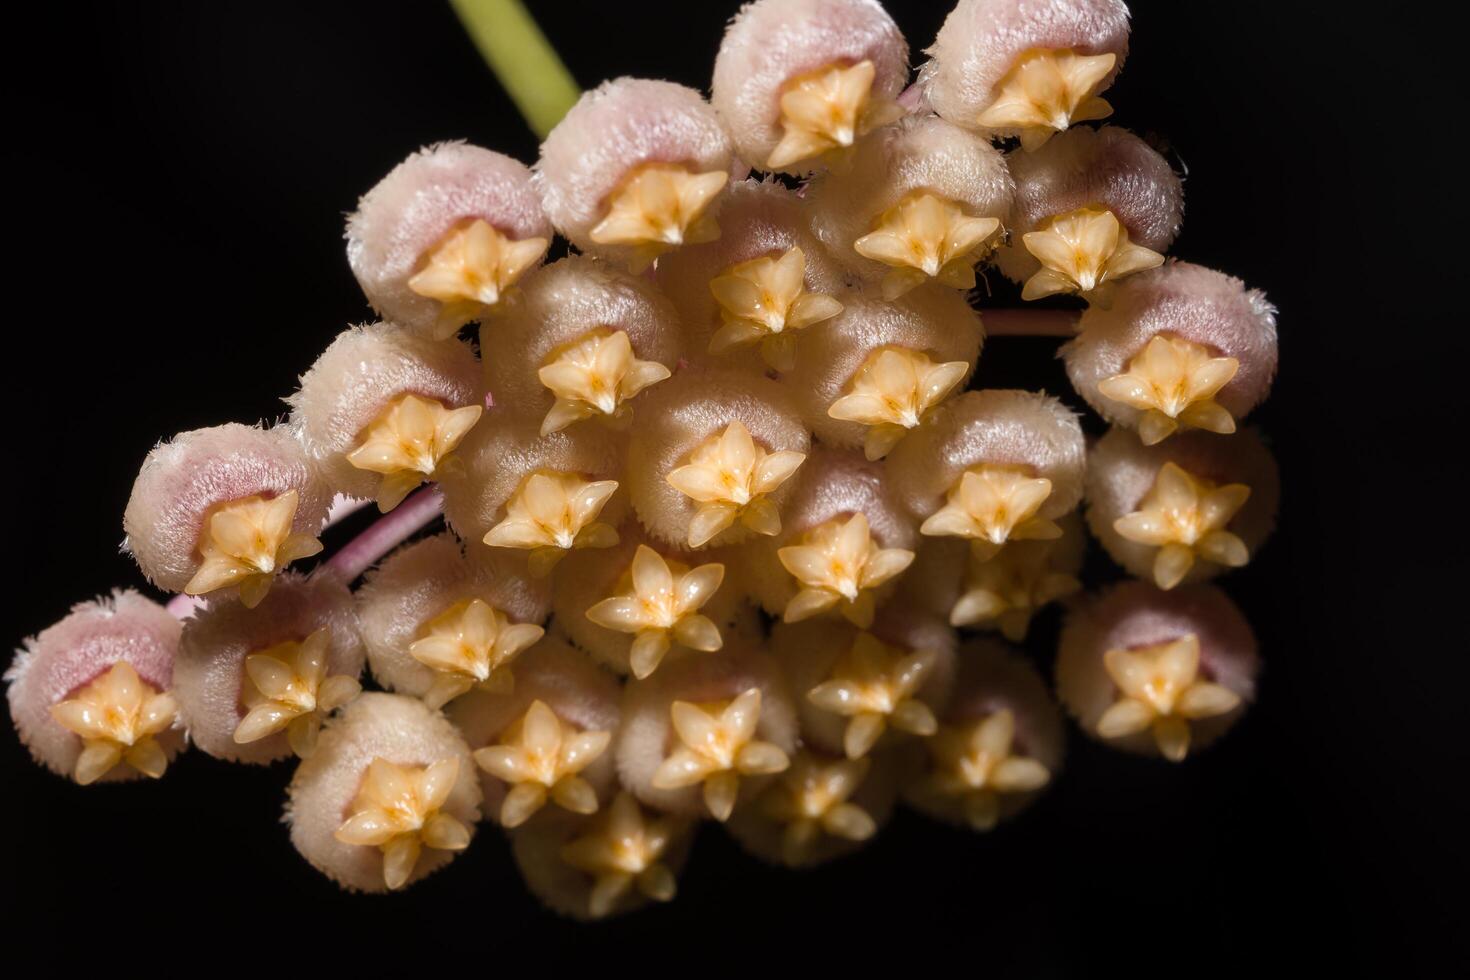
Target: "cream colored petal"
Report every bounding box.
[630,631,672,680]
[1096,698,1154,739]
[672,614,722,653]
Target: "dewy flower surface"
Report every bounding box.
[7,0,1284,918]
[347,394,484,511]
[665,420,807,548]
[184,490,324,608]
[234,627,362,757]
[49,661,177,784]
[708,246,844,370]
[409,598,545,708]
[407,218,550,337]
[1112,461,1251,589]
[585,545,726,679]
[1096,634,1241,761]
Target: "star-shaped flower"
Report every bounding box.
[409,598,545,709]
[1096,335,1241,445]
[536,329,672,436]
[649,688,791,821]
[589,163,729,273]
[346,393,484,512]
[1096,634,1242,762]
[560,792,682,919]
[1113,461,1251,590]
[473,699,613,827]
[707,246,844,371]
[919,464,1062,560]
[760,751,877,864]
[974,48,1116,151]
[949,542,1081,640]
[1020,206,1164,302]
[407,218,550,339]
[482,471,620,576]
[233,627,362,758]
[665,420,806,548]
[49,661,178,785]
[777,512,915,628]
[923,708,1052,831]
[767,59,905,171]
[184,490,324,608]
[585,545,726,679]
[827,347,970,460]
[334,756,471,891]
[853,190,1002,300]
[806,632,939,759]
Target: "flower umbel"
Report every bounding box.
[767,59,904,171]
[409,598,545,708]
[923,708,1051,831]
[407,218,550,338]
[537,329,672,436]
[649,688,791,821]
[806,632,938,759]
[560,792,682,919]
[827,347,970,460]
[589,163,729,272]
[708,246,844,371]
[665,420,806,548]
[184,490,324,608]
[974,48,1116,151]
[483,471,621,576]
[1112,461,1251,589]
[473,699,613,827]
[777,512,915,628]
[49,661,177,785]
[585,545,726,679]
[853,190,1002,300]
[919,464,1061,560]
[1020,206,1164,302]
[346,393,484,512]
[334,756,471,891]
[1096,335,1241,445]
[1096,634,1242,762]
[233,627,362,757]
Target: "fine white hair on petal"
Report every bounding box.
[656,178,850,372]
[482,255,683,423]
[534,77,738,261]
[785,285,981,447]
[356,533,550,698]
[123,423,332,593]
[805,113,1013,281]
[1084,426,1280,587]
[445,636,622,821]
[920,0,1130,133]
[285,692,482,893]
[712,0,909,172]
[172,572,363,764]
[347,142,550,335]
[7,590,183,782]
[1056,582,1259,756]
[886,388,1087,522]
[286,322,482,501]
[1066,261,1279,426]
[995,126,1184,282]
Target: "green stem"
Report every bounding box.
[450,0,582,139]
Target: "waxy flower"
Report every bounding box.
[585,545,726,679]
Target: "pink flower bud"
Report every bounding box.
[286,692,481,892]
[124,423,332,596]
[7,590,183,782]
[347,142,551,337]
[535,78,738,268]
[172,572,364,764]
[712,0,909,173]
[1057,583,1259,761]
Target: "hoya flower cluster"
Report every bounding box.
[7,0,1278,917]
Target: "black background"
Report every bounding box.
[2,1,1459,971]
